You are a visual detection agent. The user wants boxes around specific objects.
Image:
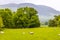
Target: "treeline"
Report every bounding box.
[0,7,40,28]
[48,15,60,27]
[0,7,60,28]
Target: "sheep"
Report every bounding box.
[29,32,34,35]
[0,31,4,34]
[22,32,34,35]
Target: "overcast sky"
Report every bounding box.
[0,0,60,11]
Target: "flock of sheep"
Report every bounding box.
[0,31,60,36]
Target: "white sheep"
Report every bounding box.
[29,32,34,35]
[0,31,4,34]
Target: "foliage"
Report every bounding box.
[0,16,4,31]
[48,15,60,27]
[44,22,48,25]
[0,7,40,28]
[0,8,13,28]
[13,7,40,28]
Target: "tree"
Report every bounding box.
[13,7,40,28]
[0,16,4,31]
[48,20,57,27]
[48,15,60,27]
[0,7,40,28]
[0,8,13,28]
[44,22,48,25]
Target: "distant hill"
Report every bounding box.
[0,3,60,22]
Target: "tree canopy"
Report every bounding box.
[13,7,40,28]
[48,15,60,27]
[0,7,40,28]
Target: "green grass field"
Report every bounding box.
[0,27,60,40]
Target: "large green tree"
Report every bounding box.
[0,7,40,28]
[13,7,40,28]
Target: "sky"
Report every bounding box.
[0,0,60,11]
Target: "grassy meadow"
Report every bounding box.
[0,27,60,40]
[0,3,60,40]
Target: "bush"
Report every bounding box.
[48,15,60,27]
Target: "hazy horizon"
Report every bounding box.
[0,0,60,11]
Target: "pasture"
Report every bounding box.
[0,27,60,40]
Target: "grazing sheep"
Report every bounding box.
[0,31,4,34]
[29,32,34,35]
